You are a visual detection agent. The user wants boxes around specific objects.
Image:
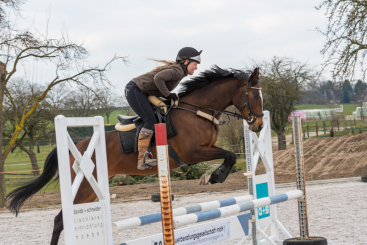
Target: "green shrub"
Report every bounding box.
[109,161,244,187]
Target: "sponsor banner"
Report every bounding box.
[73,202,106,245]
[151,221,230,245]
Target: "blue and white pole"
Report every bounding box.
[172,190,303,228]
[112,195,253,232]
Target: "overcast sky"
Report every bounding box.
[14,0,328,93]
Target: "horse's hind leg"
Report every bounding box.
[50,210,63,245]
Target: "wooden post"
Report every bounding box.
[316,122,318,137]
[350,119,352,129]
[354,118,356,127]
[323,121,326,134]
[283,133,286,149]
[337,120,339,131]
[307,125,309,138]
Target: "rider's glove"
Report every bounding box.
[165,93,179,101]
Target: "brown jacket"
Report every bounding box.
[133,63,187,97]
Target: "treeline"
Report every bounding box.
[301,80,367,104]
[3,79,126,177]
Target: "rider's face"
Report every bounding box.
[184,60,198,75]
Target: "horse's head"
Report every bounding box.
[232,67,264,132]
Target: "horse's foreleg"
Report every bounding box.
[187,146,236,184]
[208,149,236,184]
[50,210,63,245]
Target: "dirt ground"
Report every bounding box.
[1,133,367,212]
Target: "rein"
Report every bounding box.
[175,80,264,125]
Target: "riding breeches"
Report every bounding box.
[125,80,157,130]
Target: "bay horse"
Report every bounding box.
[6,66,264,244]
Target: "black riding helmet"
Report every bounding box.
[176,47,202,65]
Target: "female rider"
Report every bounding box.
[125,47,202,170]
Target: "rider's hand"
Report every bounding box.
[166,93,179,101]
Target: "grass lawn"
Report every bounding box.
[4,146,60,195]
[104,109,136,125]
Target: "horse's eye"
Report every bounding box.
[253,94,259,99]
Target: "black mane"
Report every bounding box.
[179,65,250,97]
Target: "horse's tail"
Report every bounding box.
[6,147,59,216]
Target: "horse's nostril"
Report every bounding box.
[259,124,263,130]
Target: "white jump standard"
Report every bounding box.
[55,116,113,245]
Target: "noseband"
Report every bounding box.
[238,78,264,124]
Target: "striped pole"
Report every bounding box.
[244,123,258,245]
[112,195,253,232]
[173,190,303,229]
[155,123,175,245]
[293,116,309,239]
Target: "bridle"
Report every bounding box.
[238,77,264,124]
[175,77,264,125]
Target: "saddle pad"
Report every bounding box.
[118,111,177,154]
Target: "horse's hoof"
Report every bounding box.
[208,166,232,184]
[198,174,211,185]
[208,171,224,184]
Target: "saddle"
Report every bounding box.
[115,96,187,167]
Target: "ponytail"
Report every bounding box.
[148,59,178,72]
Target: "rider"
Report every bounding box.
[125,47,202,170]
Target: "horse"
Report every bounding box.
[6,65,264,245]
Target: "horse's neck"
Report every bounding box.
[183,79,238,112]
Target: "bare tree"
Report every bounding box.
[317,1,367,83]
[257,57,319,150]
[4,79,56,177]
[0,0,23,28]
[46,84,71,112]
[0,20,128,206]
[64,86,99,117]
[95,87,125,124]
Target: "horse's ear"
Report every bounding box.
[250,67,259,81]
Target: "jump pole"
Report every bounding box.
[292,116,309,239]
[155,123,175,245]
[112,194,254,232]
